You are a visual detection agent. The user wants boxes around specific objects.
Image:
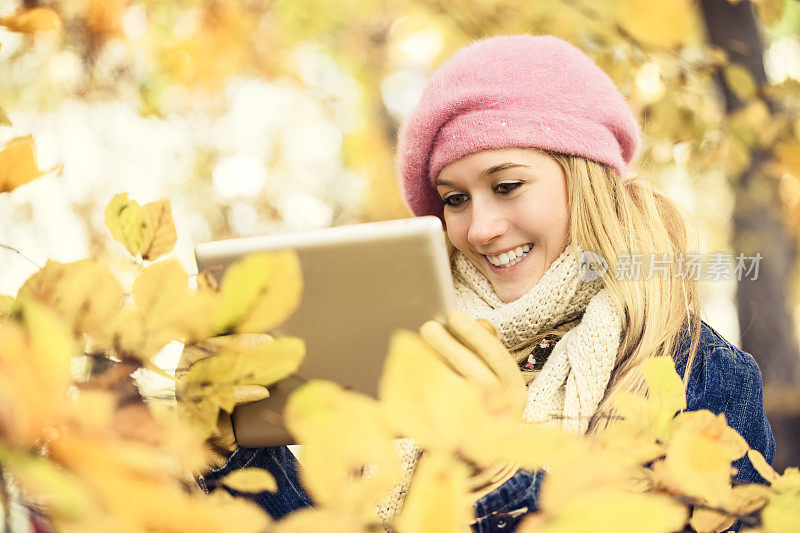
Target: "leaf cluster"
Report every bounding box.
[0,192,304,531]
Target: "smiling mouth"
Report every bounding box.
[483,244,533,268]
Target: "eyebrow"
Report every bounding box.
[434,162,530,187]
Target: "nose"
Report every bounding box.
[467,201,508,246]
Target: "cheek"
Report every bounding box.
[443,214,468,250]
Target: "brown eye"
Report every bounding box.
[442,193,468,207]
[495,182,521,194]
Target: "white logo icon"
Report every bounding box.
[579,250,608,282]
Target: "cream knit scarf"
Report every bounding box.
[375,245,624,523]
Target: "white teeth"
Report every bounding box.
[486,244,534,268]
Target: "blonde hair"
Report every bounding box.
[549,154,702,439]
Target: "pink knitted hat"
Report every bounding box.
[395,34,640,220]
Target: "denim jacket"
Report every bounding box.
[201,320,775,531]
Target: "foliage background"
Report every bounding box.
[1,0,800,468]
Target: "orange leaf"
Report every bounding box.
[0,7,62,33]
[0,136,43,193]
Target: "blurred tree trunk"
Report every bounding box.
[699,0,800,471]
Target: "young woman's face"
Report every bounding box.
[435,148,570,303]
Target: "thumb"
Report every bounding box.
[233,384,270,405]
[475,318,500,338]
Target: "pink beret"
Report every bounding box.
[395,34,641,220]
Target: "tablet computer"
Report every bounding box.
[193,216,456,447]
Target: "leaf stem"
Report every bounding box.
[144,360,177,382]
[0,242,41,269]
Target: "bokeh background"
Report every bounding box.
[1,0,799,467]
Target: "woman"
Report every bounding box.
[190,34,775,531]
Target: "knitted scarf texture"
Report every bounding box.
[375,245,624,523]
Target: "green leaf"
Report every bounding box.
[104,193,147,257]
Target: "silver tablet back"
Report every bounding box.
[193,216,456,446]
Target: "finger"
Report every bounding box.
[446,312,526,391]
[419,320,497,386]
[176,343,214,372]
[233,384,270,405]
[467,461,520,494]
[207,411,237,469]
[177,333,274,373]
[205,333,275,353]
[476,318,500,338]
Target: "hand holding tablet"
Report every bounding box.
[186,216,455,447]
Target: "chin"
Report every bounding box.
[493,277,543,303]
[495,286,527,303]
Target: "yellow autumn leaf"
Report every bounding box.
[747,449,779,483]
[24,299,77,392]
[724,64,758,100]
[394,454,472,533]
[179,336,303,436]
[641,356,687,439]
[104,194,178,260]
[725,483,771,515]
[213,251,303,335]
[526,488,687,533]
[0,7,62,33]
[617,0,694,49]
[379,329,486,455]
[220,467,278,493]
[284,380,399,510]
[104,193,147,256]
[0,301,75,446]
[274,508,367,533]
[689,507,736,533]
[771,466,800,493]
[68,390,116,432]
[50,430,270,533]
[754,0,785,26]
[772,139,800,178]
[106,307,148,358]
[664,410,747,506]
[178,395,227,437]
[133,259,191,318]
[598,421,666,465]
[132,259,215,342]
[0,445,90,520]
[17,259,124,341]
[140,199,177,261]
[185,336,304,392]
[762,492,800,533]
[0,294,16,318]
[725,135,752,176]
[0,135,43,193]
[614,391,658,430]
[642,357,687,412]
[0,106,11,126]
[538,441,645,516]
[729,101,770,149]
